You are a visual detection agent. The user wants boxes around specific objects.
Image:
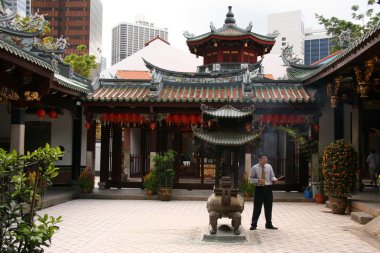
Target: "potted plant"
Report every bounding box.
[315,157,325,204]
[154,150,176,201]
[143,170,158,195]
[239,174,255,197]
[322,139,358,214]
[79,167,95,193]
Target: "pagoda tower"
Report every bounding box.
[184,6,277,72]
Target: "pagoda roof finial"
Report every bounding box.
[224,6,236,26]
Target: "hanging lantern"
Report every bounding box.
[173,114,181,125]
[182,114,190,125]
[190,114,197,125]
[36,109,46,119]
[131,113,138,123]
[150,122,157,130]
[116,113,123,122]
[110,113,117,122]
[48,109,58,119]
[123,113,131,122]
[313,124,320,132]
[85,122,91,129]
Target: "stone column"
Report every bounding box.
[10,108,25,154]
[149,125,158,171]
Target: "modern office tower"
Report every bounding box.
[267,10,304,61]
[112,19,168,65]
[4,0,27,17]
[304,28,334,65]
[32,0,103,62]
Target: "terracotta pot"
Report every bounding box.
[81,188,93,193]
[146,189,154,195]
[159,187,172,201]
[314,193,325,204]
[243,192,252,198]
[329,197,347,214]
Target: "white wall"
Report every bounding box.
[49,109,73,165]
[130,128,141,154]
[268,10,304,61]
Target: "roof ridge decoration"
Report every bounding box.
[224,6,236,26]
[201,104,255,118]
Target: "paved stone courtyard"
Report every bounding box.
[40,200,379,253]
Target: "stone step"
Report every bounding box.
[351,211,373,225]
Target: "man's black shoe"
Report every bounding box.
[249,226,257,230]
[265,225,278,230]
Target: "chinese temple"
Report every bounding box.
[84,6,319,190]
[282,22,380,182]
[0,1,91,182]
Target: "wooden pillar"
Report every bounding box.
[233,147,238,189]
[99,124,110,188]
[352,94,362,180]
[112,125,122,187]
[215,146,221,188]
[334,101,344,140]
[10,108,25,154]
[86,118,96,175]
[71,107,82,180]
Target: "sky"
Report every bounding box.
[101,0,377,67]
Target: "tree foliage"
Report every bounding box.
[315,0,380,52]
[63,45,97,78]
[0,144,63,252]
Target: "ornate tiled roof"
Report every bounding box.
[192,127,262,146]
[201,104,254,118]
[85,81,315,104]
[0,40,54,71]
[251,83,315,103]
[158,82,244,102]
[54,73,91,94]
[284,21,380,81]
[88,83,150,102]
[116,70,151,80]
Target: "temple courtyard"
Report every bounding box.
[40,199,380,253]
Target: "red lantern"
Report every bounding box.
[173,114,181,125]
[190,114,197,125]
[166,114,173,124]
[313,124,320,132]
[110,113,117,122]
[116,113,123,122]
[182,114,190,124]
[102,113,111,122]
[131,113,138,123]
[36,109,46,119]
[123,113,131,122]
[48,110,57,119]
[85,122,91,129]
[150,122,157,130]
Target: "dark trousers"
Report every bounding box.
[251,185,273,227]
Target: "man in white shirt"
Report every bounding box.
[249,154,278,230]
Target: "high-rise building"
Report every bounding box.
[112,19,168,65]
[32,0,103,63]
[100,56,107,71]
[267,10,304,61]
[25,0,31,16]
[304,28,334,65]
[4,0,27,17]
